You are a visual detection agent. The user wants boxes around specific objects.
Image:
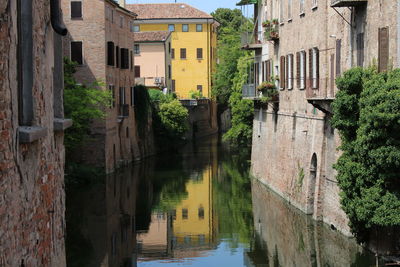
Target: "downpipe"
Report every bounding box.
[50,0,68,36]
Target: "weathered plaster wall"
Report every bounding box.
[0,0,66,265]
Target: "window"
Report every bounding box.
[182,24,189,32]
[298,51,306,89]
[182,209,188,220]
[119,87,126,105]
[198,207,204,220]
[130,51,133,70]
[196,48,203,59]
[280,0,284,23]
[300,0,305,14]
[71,41,83,65]
[107,42,114,66]
[130,87,135,106]
[71,1,82,19]
[134,66,140,77]
[120,48,129,69]
[168,65,171,79]
[280,56,286,89]
[288,0,292,20]
[196,24,203,32]
[378,27,389,72]
[336,39,341,76]
[309,47,319,89]
[119,16,124,28]
[312,0,318,8]
[172,80,176,92]
[168,43,171,54]
[133,25,140,32]
[109,85,115,107]
[180,48,186,59]
[134,44,140,55]
[116,46,119,68]
[287,54,294,90]
[168,24,175,32]
[171,48,175,59]
[197,85,203,93]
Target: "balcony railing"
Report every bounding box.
[331,0,367,7]
[241,31,263,50]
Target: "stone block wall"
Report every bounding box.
[0,0,66,265]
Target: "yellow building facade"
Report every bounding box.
[127,4,218,99]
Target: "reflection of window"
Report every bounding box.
[184,236,191,244]
[182,208,188,219]
[198,234,205,245]
[198,206,204,220]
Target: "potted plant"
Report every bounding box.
[272,18,279,25]
[262,20,271,28]
[257,81,279,101]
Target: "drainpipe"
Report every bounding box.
[50,0,68,36]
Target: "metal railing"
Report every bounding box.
[241,31,264,47]
[242,84,256,98]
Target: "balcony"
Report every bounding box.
[331,0,367,7]
[242,84,256,98]
[306,84,335,114]
[242,84,280,103]
[118,104,129,119]
[241,31,263,50]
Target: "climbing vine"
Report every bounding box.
[332,67,400,242]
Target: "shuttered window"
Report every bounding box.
[310,47,319,89]
[254,62,260,86]
[197,85,203,93]
[71,41,83,65]
[336,39,341,76]
[130,51,133,70]
[180,48,186,59]
[262,61,265,82]
[107,42,114,66]
[120,48,129,69]
[119,87,126,105]
[300,51,306,89]
[172,80,176,92]
[130,87,135,106]
[171,48,175,59]
[266,60,271,81]
[116,46,120,68]
[71,1,82,19]
[168,65,171,79]
[378,27,389,72]
[287,54,294,90]
[280,56,285,89]
[109,85,115,107]
[134,66,140,77]
[197,48,203,59]
[356,33,364,67]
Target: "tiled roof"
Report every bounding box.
[126,3,213,20]
[134,31,171,42]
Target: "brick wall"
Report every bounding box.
[0,0,66,265]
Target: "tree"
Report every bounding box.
[64,58,111,155]
[332,67,400,242]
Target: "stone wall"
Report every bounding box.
[0,0,66,265]
[250,0,399,236]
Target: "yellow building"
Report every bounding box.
[127,3,218,99]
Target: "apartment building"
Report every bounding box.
[127,3,219,99]
[0,0,70,265]
[134,31,172,91]
[241,0,398,235]
[62,0,141,172]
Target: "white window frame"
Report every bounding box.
[312,0,318,9]
[182,24,189,32]
[300,50,306,89]
[196,24,203,32]
[288,54,293,90]
[312,48,318,89]
[287,0,292,21]
[300,0,305,15]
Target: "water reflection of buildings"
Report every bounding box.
[136,139,219,262]
[66,166,140,267]
[245,179,375,267]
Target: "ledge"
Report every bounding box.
[19,126,48,144]
[54,118,73,132]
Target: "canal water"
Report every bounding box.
[66,136,378,267]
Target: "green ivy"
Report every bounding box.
[332,67,400,242]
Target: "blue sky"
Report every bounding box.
[126,0,240,14]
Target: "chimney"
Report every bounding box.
[118,0,126,8]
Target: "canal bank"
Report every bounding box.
[66,135,380,266]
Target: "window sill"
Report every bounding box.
[287,18,293,23]
[299,12,305,17]
[54,118,73,132]
[19,126,47,144]
[299,87,306,90]
[280,22,284,26]
[71,17,83,20]
[312,5,318,11]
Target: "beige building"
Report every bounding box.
[134,31,172,90]
[242,0,399,235]
[62,0,143,172]
[0,0,70,265]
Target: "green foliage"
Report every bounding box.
[332,67,400,242]
[223,56,254,146]
[148,89,165,102]
[63,58,112,153]
[211,8,250,106]
[134,85,152,139]
[157,99,189,138]
[188,90,203,99]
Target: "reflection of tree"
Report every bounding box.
[213,147,254,248]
